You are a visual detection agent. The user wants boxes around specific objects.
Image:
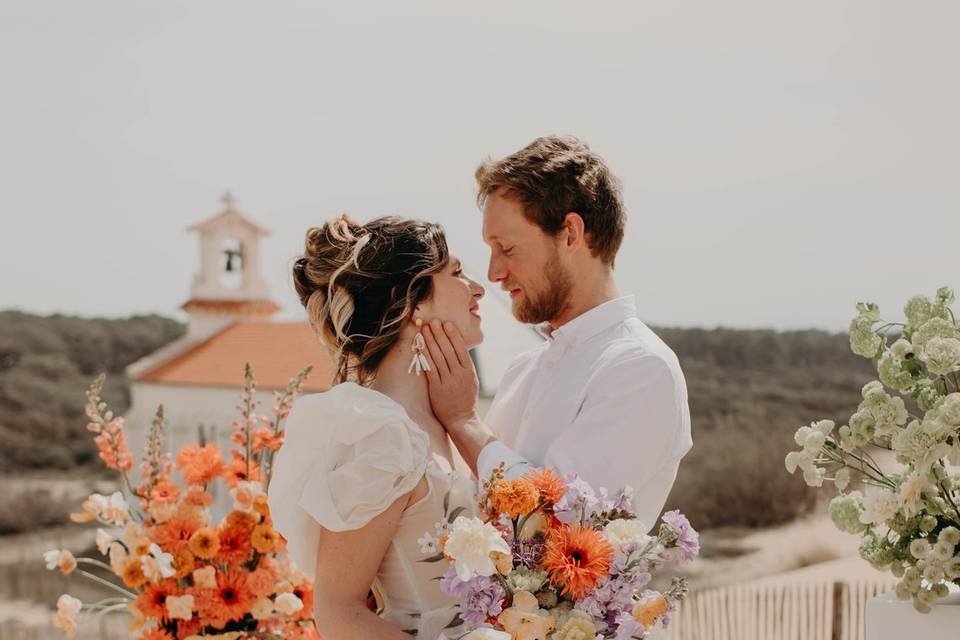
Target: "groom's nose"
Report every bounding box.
[488,253,507,283]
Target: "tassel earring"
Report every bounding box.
[408,318,431,376]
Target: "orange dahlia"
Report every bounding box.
[176,444,226,485]
[491,478,539,519]
[525,467,567,505]
[542,524,614,600]
[226,509,259,531]
[188,527,220,560]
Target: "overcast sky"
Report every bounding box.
[1,0,957,331]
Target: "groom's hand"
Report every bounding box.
[422,320,480,429]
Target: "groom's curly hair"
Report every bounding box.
[475,135,625,266]
[293,214,449,386]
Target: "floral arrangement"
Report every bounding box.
[45,364,319,639]
[423,465,698,640]
[785,286,960,613]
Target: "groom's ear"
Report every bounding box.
[560,212,586,252]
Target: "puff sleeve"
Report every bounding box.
[297,415,430,532]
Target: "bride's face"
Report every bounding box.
[418,257,485,348]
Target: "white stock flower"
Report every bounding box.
[919,337,960,376]
[443,516,511,581]
[859,486,899,525]
[274,592,304,616]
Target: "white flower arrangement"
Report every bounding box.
[786,287,960,613]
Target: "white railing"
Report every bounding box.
[662,576,897,640]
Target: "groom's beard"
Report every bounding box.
[514,251,573,325]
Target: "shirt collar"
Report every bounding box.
[534,295,638,346]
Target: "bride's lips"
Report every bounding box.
[469,304,481,319]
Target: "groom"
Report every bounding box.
[422,135,693,527]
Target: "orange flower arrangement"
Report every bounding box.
[491,478,540,519]
[541,524,614,600]
[632,592,669,628]
[46,366,319,640]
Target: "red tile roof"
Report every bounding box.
[138,322,334,392]
[180,298,281,316]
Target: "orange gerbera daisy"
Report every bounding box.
[176,444,227,485]
[203,568,254,627]
[542,524,614,600]
[149,479,181,504]
[251,524,280,554]
[135,580,179,622]
[188,527,220,560]
[525,467,567,505]
[217,524,254,566]
[121,557,148,589]
[491,478,539,519]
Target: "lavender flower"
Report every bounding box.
[613,611,646,640]
[660,510,699,561]
[440,565,506,628]
[554,474,600,524]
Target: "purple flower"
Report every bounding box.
[440,565,506,628]
[575,555,652,629]
[660,510,700,560]
[613,611,646,640]
[461,575,506,627]
[554,474,600,524]
[511,537,545,569]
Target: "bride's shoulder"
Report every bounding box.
[284,382,421,446]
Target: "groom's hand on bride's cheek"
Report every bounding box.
[422,320,479,428]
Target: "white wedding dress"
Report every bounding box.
[269,382,476,638]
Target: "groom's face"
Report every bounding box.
[482,190,573,325]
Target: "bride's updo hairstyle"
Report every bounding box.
[293,214,450,385]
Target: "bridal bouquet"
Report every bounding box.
[425,465,698,640]
[45,365,320,639]
[785,287,960,613]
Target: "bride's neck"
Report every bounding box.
[368,338,433,419]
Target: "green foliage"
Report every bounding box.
[660,328,876,529]
[0,311,184,471]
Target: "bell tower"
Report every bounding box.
[181,192,279,337]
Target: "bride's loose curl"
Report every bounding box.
[293,214,450,385]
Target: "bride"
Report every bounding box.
[268,215,485,639]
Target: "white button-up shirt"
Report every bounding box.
[477,295,692,528]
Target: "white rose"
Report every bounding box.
[443,516,511,581]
